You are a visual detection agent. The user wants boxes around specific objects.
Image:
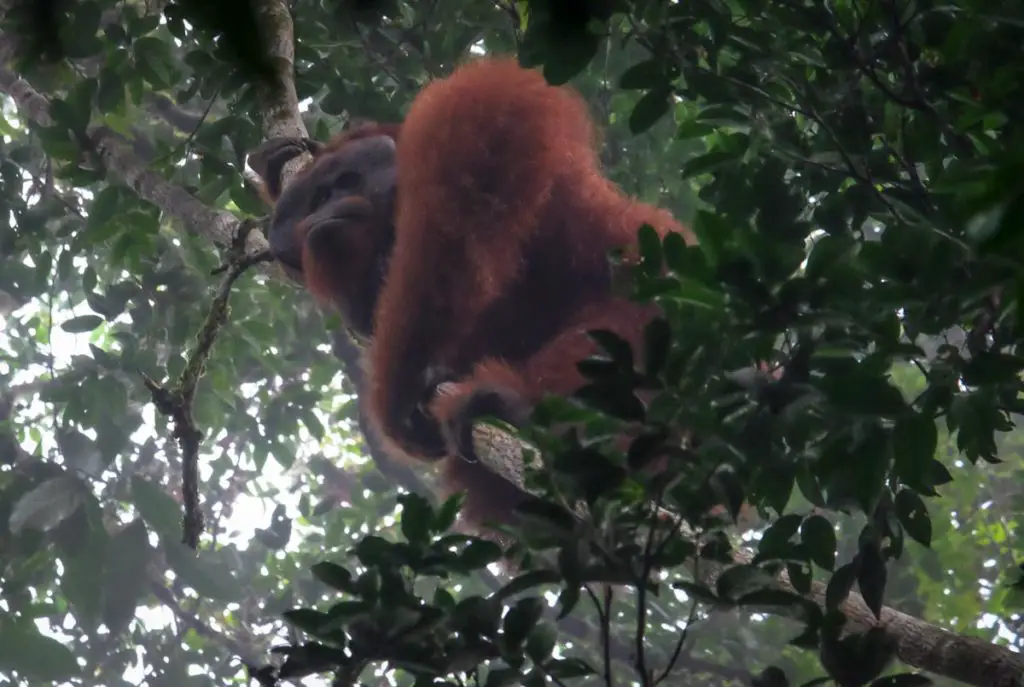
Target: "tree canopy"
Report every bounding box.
[0,1,1022,686]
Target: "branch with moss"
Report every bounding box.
[141,220,271,547]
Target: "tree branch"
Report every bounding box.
[141,221,271,548]
[250,0,305,141]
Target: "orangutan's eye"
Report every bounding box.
[310,186,332,207]
[336,171,361,191]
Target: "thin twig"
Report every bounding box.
[633,486,667,686]
[583,584,615,687]
[141,218,272,548]
[655,556,702,685]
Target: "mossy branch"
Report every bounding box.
[141,219,272,549]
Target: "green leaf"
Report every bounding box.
[716,564,779,601]
[689,209,731,264]
[399,492,433,545]
[36,125,80,161]
[620,59,672,90]
[323,599,373,630]
[586,328,634,369]
[814,361,907,417]
[800,515,837,571]
[643,317,671,378]
[757,513,802,559]
[966,187,1024,257]
[434,493,462,532]
[525,624,556,663]
[61,314,104,333]
[452,596,501,636]
[681,150,740,179]
[311,562,355,593]
[0,622,80,681]
[254,504,292,550]
[133,36,179,89]
[672,580,720,603]
[460,539,503,570]
[820,627,897,686]
[894,489,932,548]
[502,597,545,647]
[869,674,932,686]
[891,413,938,490]
[162,541,245,602]
[59,541,107,633]
[556,585,581,619]
[636,222,663,276]
[925,459,953,487]
[752,666,791,687]
[710,468,745,521]
[735,588,813,618]
[484,667,522,687]
[523,669,546,687]
[97,67,125,114]
[102,519,152,634]
[786,562,812,595]
[825,562,858,609]
[545,658,596,679]
[86,185,125,241]
[62,0,103,55]
[66,78,98,133]
[229,182,267,216]
[433,587,456,610]
[130,476,183,539]
[539,34,598,86]
[629,87,672,134]
[662,230,705,278]
[299,408,325,442]
[556,537,586,585]
[573,382,646,422]
[672,280,728,310]
[961,351,1024,386]
[696,104,751,126]
[494,570,562,602]
[352,535,398,568]
[9,474,86,534]
[675,118,717,139]
[282,608,331,636]
[856,541,888,619]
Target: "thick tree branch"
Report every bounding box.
[251,0,305,141]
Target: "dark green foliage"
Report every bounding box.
[1,0,1022,685]
[261,0,1023,682]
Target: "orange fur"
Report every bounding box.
[429,298,672,531]
[365,57,691,463]
[294,123,403,315]
[252,121,406,347]
[252,57,694,538]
